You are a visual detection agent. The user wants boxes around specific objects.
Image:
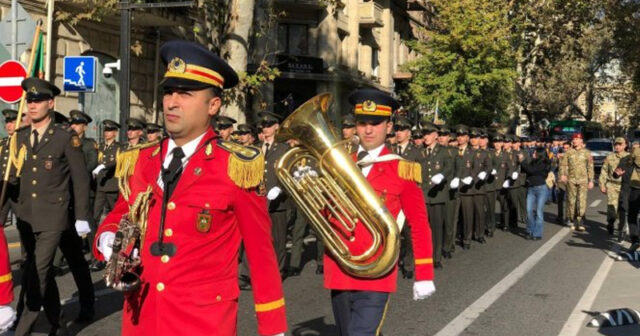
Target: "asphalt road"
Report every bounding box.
[1,187,625,336]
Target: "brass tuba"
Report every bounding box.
[275,93,400,278]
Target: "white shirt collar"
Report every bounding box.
[163,132,206,168]
[358,143,385,160]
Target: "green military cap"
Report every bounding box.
[469,127,482,138]
[454,124,469,135]
[480,128,488,138]
[491,133,505,142]
[126,118,145,130]
[394,116,413,131]
[254,123,263,133]
[411,128,423,139]
[69,110,93,124]
[146,123,162,134]
[342,114,356,128]
[102,119,121,131]
[438,124,451,135]
[258,112,281,126]
[52,111,69,126]
[614,137,626,144]
[233,124,252,135]
[214,115,236,130]
[2,109,18,122]
[22,77,60,101]
[508,134,518,143]
[420,121,439,134]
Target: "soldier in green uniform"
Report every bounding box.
[599,137,629,239]
[392,116,423,277]
[454,125,477,249]
[503,135,521,231]
[482,131,500,237]
[233,124,255,146]
[69,110,98,174]
[412,128,424,147]
[0,109,21,228]
[342,114,358,154]
[559,133,594,231]
[469,128,492,243]
[438,125,459,258]
[214,115,236,141]
[420,121,453,268]
[125,117,145,147]
[491,134,510,231]
[512,138,529,229]
[14,77,92,335]
[89,119,124,271]
[145,122,163,143]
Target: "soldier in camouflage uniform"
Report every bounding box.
[559,133,594,231]
[598,137,629,240]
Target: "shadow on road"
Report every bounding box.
[291,316,337,336]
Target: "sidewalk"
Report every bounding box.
[577,255,640,336]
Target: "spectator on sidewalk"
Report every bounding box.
[521,147,551,240]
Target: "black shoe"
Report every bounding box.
[53,266,65,277]
[607,225,614,235]
[315,265,324,275]
[617,230,625,243]
[90,261,106,272]
[403,270,414,279]
[434,262,443,269]
[286,267,301,277]
[239,275,252,290]
[487,231,494,238]
[49,323,68,336]
[443,251,452,259]
[463,244,471,250]
[74,310,95,323]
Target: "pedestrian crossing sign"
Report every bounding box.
[63,56,97,92]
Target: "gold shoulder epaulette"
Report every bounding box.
[115,140,161,201]
[398,159,422,184]
[217,140,264,189]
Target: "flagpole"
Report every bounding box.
[0,19,44,207]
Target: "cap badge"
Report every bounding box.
[168,57,186,74]
[30,86,38,94]
[362,100,377,112]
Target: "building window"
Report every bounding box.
[372,48,380,78]
[278,24,309,55]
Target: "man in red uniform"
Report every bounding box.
[93,40,286,336]
[324,89,436,336]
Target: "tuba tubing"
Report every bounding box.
[275,93,400,278]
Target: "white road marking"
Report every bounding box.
[557,252,615,336]
[589,200,601,208]
[434,227,571,336]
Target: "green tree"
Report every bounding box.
[402,0,517,127]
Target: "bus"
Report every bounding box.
[548,120,604,140]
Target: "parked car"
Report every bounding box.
[586,138,613,174]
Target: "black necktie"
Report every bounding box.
[264,142,270,154]
[427,147,432,156]
[32,130,39,149]
[357,151,369,171]
[162,147,185,199]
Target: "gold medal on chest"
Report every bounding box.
[196,210,212,233]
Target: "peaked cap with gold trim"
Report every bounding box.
[22,77,60,100]
[160,40,239,90]
[348,88,400,123]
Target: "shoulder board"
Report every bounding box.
[398,159,422,184]
[16,125,30,133]
[217,140,264,189]
[115,140,161,201]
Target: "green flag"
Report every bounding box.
[31,31,45,79]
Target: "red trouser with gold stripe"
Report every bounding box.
[0,227,13,305]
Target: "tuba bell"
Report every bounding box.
[275,93,400,278]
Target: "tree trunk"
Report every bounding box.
[219,0,256,124]
[585,81,594,121]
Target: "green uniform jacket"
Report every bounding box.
[420,144,454,204]
[16,122,91,232]
[96,141,125,193]
[81,136,99,174]
[456,145,477,196]
[472,148,492,194]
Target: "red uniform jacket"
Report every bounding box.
[94,128,286,336]
[324,146,434,292]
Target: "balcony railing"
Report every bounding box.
[359,1,383,28]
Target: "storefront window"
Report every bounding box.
[277,24,309,55]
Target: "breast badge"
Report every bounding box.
[44,159,53,170]
[196,210,212,233]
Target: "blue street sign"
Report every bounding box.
[63,56,97,92]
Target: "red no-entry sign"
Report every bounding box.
[0,60,28,104]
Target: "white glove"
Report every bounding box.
[413,280,436,300]
[478,171,487,180]
[502,180,510,188]
[430,173,444,185]
[491,169,497,175]
[0,305,16,333]
[267,186,282,200]
[98,232,116,261]
[511,172,519,180]
[462,176,473,185]
[270,334,285,336]
[92,164,106,178]
[75,220,91,236]
[450,177,460,189]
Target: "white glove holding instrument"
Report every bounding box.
[92,164,106,178]
[98,232,116,261]
[413,281,436,300]
[431,173,445,185]
[0,305,16,334]
[75,220,91,236]
[267,186,282,200]
[462,176,473,185]
[450,177,460,189]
